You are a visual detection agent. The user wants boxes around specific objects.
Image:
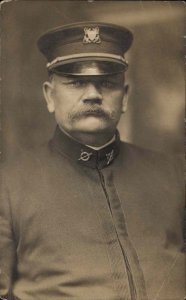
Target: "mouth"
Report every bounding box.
[81,109,106,117]
[69,108,112,121]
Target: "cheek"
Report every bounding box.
[52,96,69,124]
[53,87,80,113]
[105,91,124,112]
[53,89,69,112]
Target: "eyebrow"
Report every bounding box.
[60,75,122,81]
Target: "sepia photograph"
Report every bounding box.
[0,1,185,299]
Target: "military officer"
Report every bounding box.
[0,22,185,300]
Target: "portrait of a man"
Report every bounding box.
[0,2,185,300]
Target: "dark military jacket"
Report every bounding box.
[0,127,185,300]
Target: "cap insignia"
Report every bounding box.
[83,27,101,44]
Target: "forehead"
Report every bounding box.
[51,61,125,76]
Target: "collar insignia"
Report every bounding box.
[83,27,101,44]
[106,149,114,165]
[78,150,93,162]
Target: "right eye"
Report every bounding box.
[68,80,85,87]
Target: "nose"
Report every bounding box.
[82,82,103,105]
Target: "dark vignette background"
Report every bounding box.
[1,0,185,160]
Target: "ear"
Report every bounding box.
[122,84,129,113]
[43,81,55,113]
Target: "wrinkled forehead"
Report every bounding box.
[50,61,125,77]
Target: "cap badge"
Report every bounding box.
[78,150,93,162]
[83,27,101,44]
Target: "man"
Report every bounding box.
[0,22,185,300]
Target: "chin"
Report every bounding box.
[73,118,112,134]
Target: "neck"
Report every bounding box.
[59,126,115,147]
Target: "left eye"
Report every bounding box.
[101,80,115,88]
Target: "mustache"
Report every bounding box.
[68,105,115,121]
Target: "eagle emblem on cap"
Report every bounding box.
[83,27,101,44]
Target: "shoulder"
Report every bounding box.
[120,140,183,166]
[1,143,51,184]
[119,141,184,186]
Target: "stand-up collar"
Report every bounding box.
[49,126,120,169]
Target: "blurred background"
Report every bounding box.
[1,1,185,160]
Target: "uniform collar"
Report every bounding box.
[86,135,115,150]
[49,126,120,169]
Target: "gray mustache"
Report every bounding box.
[69,106,115,120]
